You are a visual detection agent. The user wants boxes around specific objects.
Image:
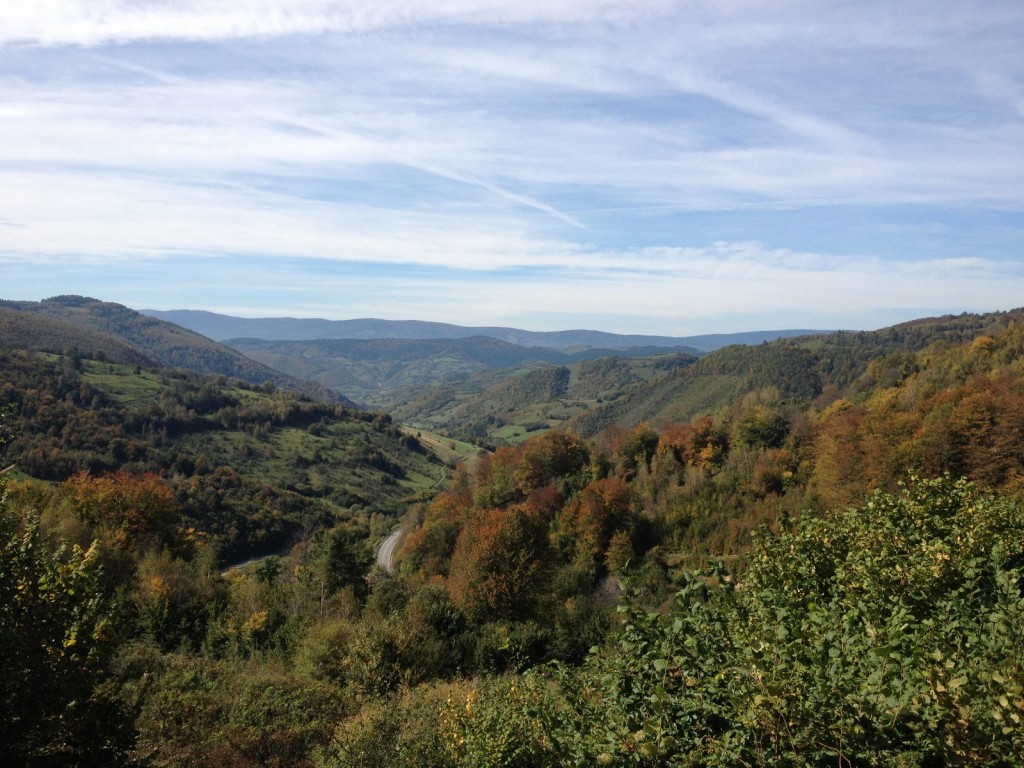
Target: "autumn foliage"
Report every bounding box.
[67,469,182,551]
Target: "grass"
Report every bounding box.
[493,422,552,444]
[80,360,166,406]
[401,427,479,466]
[398,468,445,492]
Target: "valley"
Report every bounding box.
[3,297,1024,766]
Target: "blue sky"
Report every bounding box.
[1,1,1023,335]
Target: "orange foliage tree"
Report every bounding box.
[446,505,552,622]
[551,476,632,576]
[66,469,182,552]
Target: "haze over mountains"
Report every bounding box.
[140,308,824,352]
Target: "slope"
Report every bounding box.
[0,304,153,367]
[0,347,446,562]
[566,308,1024,437]
[390,353,697,444]
[4,296,351,404]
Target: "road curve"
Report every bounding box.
[375,528,404,574]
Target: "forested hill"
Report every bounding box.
[0,347,445,562]
[566,307,1024,437]
[376,309,1024,446]
[1,296,351,404]
[0,305,153,367]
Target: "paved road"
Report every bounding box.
[222,530,404,578]
[375,528,404,573]
[219,545,290,577]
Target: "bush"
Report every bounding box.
[539,477,1024,766]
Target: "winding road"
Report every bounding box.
[375,528,404,573]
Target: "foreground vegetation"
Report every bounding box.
[4,460,1022,766]
[324,477,1024,767]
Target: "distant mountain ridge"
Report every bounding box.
[139,308,825,352]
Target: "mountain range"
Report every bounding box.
[139,308,824,352]
[6,295,1024,767]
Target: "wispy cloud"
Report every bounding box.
[0,0,679,47]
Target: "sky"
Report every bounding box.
[1,1,1023,335]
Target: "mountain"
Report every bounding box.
[224,335,699,407]
[139,308,823,352]
[1,296,352,404]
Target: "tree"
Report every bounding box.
[614,424,659,479]
[551,476,632,577]
[513,430,589,496]
[734,404,789,449]
[301,524,374,615]
[0,505,126,765]
[66,469,182,553]
[447,506,552,623]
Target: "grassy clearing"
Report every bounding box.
[401,427,478,466]
[80,360,166,406]
[398,469,444,492]
[493,422,551,444]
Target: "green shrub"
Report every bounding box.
[539,477,1024,766]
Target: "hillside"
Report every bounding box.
[226,335,697,407]
[0,305,153,367]
[141,307,821,352]
[386,303,1024,596]
[566,308,1024,437]
[390,353,696,444]
[382,308,1024,448]
[2,297,351,404]
[0,347,445,562]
